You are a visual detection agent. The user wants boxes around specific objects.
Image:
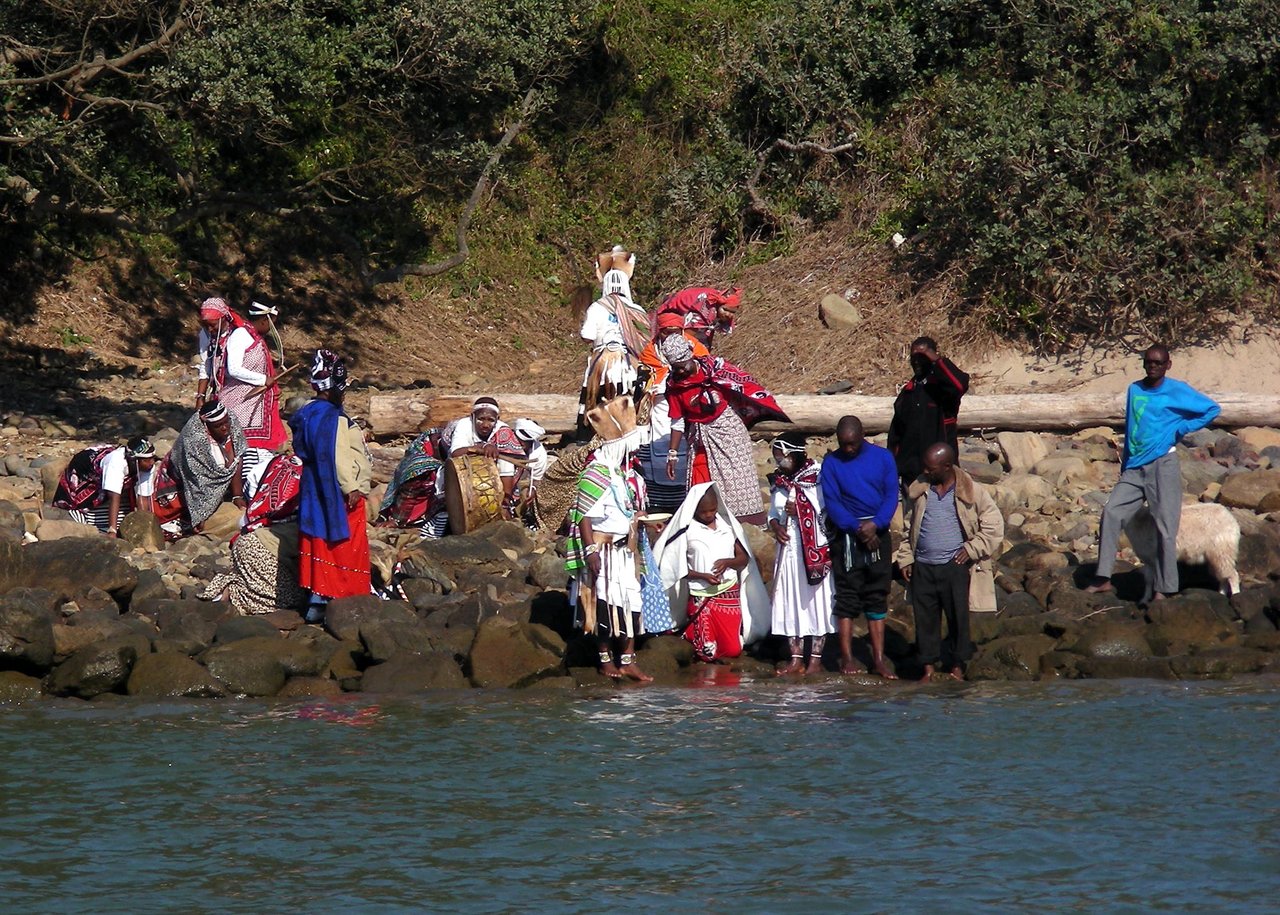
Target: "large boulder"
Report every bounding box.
[527,552,568,590]
[412,533,517,575]
[467,616,563,688]
[395,550,455,595]
[997,432,1050,473]
[0,670,44,700]
[213,615,280,645]
[967,634,1057,681]
[818,293,862,329]
[0,596,56,673]
[201,640,289,696]
[1235,427,1280,453]
[0,537,137,601]
[360,651,467,692]
[1218,469,1280,511]
[127,653,227,697]
[33,518,102,541]
[1068,623,1151,660]
[50,635,147,698]
[0,500,25,543]
[323,596,417,643]
[52,619,140,658]
[118,511,165,552]
[199,503,244,541]
[1144,591,1237,655]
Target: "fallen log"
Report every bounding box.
[369,391,1280,437]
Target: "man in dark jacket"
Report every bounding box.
[887,336,970,488]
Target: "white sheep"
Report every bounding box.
[1126,501,1241,603]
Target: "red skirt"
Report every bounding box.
[299,498,370,600]
[683,586,743,661]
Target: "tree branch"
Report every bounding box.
[745,135,858,223]
[368,86,539,286]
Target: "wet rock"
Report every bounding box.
[0,597,56,673]
[997,432,1050,473]
[277,676,342,698]
[1217,469,1280,511]
[118,511,164,552]
[126,653,226,698]
[522,676,576,690]
[996,590,1046,618]
[967,634,1057,681]
[1237,527,1280,584]
[1069,623,1151,659]
[360,651,467,692]
[431,625,475,662]
[1168,648,1268,679]
[202,640,288,696]
[1243,630,1280,651]
[323,596,417,643]
[52,619,138,658]
[214,615,280,644]
[1144,591,1237,655]
[50,635,146,698]
[263,609,304,631]
[467,616,562,688]
[1228,586,1276,623]
[0,669,43,700]
[1075,656,1174,679]
[360,619,436,663]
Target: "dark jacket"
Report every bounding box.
[887,356,969,482]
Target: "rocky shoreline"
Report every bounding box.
[3,385,1280,699]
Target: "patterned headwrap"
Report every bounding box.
[199,399,229,424]
[660,333,694,364]
[199,297,232,322]
[126,436,156,459]
[310,348,348,392]
[472,396,500,417]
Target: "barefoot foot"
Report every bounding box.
[778,658,805,676]
[1083,577,1113,594]
[621,663,653,682]
[872,661,898,680]
[840,659,867,676]
[918,664,935,683]
[949,666,966,682]
[804,658,825,676]
[599,662,623,680]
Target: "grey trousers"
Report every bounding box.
[1096,451,1182,593]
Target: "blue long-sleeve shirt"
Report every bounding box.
[1123,378,1220,470]
[820,442,899,532]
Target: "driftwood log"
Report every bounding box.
[369,391,1280,438]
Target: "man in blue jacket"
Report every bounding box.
[1085,345,1220,600]
[821,415,900,678]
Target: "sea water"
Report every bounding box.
[1,678,1277,913]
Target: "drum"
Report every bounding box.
[443,454,503,534]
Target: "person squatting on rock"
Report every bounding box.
[887,335,970,490]
[896,443,1004,681]
[290,349,371,623]
[429,396,526,537]
[820,415,900,679]
[52,436,157,536]
[150,400,249,539]
[1084,345,1220,601]
[767,431,835,675]
[564,396,652,681]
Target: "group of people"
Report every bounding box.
[47,255,1223,681]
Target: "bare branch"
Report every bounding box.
[745,135,858,223]
[368,87,539,287]
[0,2,188,89]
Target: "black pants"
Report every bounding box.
[829,529,892,621]
[911,561,973,666]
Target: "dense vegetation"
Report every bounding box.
[2,0,1277,346]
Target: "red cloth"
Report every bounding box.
[299,497,370,600]
[657,286,742,329]
[666,356,790,429]
[683,587,743,661]
[656,311,686,331]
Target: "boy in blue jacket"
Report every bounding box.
[1085,345,1219,600]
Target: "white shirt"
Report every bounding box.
[134,466,155,498]
[526,442,548,485]
[100,447,128,495]
[686,520,739,584]
[224,326,267,385]
[447,417,516,477]
[196,327,215,381]
[584,474,634,537]
[580,300,625,349]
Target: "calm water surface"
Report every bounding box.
[1,678,1277,913]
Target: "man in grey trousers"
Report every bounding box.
[1084,345,1220,601]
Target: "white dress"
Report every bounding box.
[768,476,836,637]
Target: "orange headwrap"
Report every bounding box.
[656,312,687,331]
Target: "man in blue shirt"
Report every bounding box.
[1085,345,1220,600]
[820,415,900,678]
